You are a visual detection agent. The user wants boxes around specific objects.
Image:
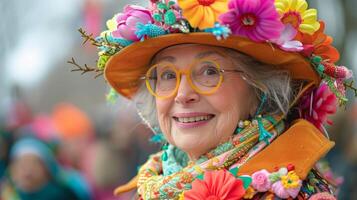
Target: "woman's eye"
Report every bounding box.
[202,66,219,76]
[160,71,176,80]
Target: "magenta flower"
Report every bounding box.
[251,169,271,192]
[219,0,284,42]
[112,5,153,41]
[299,83,337,132]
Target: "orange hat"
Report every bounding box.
[75,0,351,103]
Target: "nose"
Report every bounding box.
[174,75,200,105]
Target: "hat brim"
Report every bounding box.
[105,33,320,99]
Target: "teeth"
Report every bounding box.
[177,115,211,123]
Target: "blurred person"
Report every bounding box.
[74,0,354,199]
[0,129,13,180]
[52,103,94,171]
[5,86,33,132]
[0,137,92,200]
[84,106,159,200]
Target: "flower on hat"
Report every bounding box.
[275,0,320,35]
[295,21,340,63]
[112,5,154,41]
[272,24,303,52]
[299,82,337,132]
[219,0,284,42]
[184,170,246,200]
[178,0,228,30]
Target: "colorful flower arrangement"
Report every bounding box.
[249,165,302,199]
[179,165,303,199]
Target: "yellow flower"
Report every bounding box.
[178,0,228,30]
[100,15,117,37]
[275,0,320,35]
[243,186,256,199]
[281,171,301,189]
[179,192,185,200]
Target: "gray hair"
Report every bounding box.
[133,47,293,130]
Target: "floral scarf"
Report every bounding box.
[137,116,285,199]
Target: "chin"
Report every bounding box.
[172,133,215,158]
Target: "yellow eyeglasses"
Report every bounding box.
[141,59,244,99]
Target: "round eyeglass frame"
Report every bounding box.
[141,59,244,99]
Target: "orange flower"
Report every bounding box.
[178,0,228,29]
[295,21,340,63]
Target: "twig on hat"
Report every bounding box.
[78,28,125,54]
[68,57,103,78]
[344,80,357,97]
[78,28,102,47]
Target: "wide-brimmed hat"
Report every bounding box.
[75,0,352,103]
[104,33,318,98]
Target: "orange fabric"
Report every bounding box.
[238,119,334,179]
[113,119,334,195]
[104,33,320,99]
[114,175,138,196]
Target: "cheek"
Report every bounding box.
[156,99,174,143]
[212,81,254,137]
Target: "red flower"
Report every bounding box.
[299,83,337,132]
[184,170,245,200]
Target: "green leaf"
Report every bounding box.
[153,13,163,22]
[161,152,168,161]
[238,175,252,189]
[157,3,168,10]
[312,56,322,64]
[229,167,239,177]
[168,1,176,7]
[164,10,176,25]
[196,174,204,180]
[97,55,110,70]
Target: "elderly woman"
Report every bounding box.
[74,0,353,199]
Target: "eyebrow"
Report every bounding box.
[153,50,226,64]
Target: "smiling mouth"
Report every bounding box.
[173,114,215,123]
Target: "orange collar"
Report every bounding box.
[238,119,334,179]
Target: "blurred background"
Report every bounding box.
[0,0,356,199]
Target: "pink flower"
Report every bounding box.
[271,180,301,199]
[272,24,303,52]
[219,0,284,42]
[299,83,337,132]
[251,169,271,192]
[112,5,153,41]
[184,170,245,200]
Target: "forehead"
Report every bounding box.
[152,44,229,63]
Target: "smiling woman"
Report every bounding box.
[75,0,353,199]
